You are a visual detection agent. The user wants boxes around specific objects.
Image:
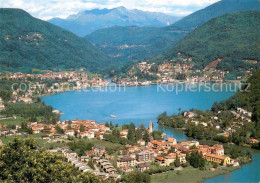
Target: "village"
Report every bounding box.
[0,71,110,112]
[113,53,255,86]
[0,117,243,181]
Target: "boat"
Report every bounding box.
[110,115,117,118]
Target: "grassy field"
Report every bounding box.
[151,164,239,183]
[0,116,25,126]
[86,139,124,149]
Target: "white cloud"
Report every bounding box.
[0,0,220,20]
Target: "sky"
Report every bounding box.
[0,0,220,20]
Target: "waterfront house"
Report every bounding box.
[204,153,230,166]
[211,144,224,156]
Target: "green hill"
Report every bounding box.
[0,8,111,73]
[212,69,260,138]
[161,11,260,77]
[168,0,260,31]
[87,26,187,64]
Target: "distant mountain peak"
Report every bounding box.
[49,7,180,36]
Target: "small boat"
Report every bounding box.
[110,115,117,118]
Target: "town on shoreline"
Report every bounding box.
[0,70,259,182]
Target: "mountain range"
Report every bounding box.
[87,0,260,65]
[0,8,111,73]
[1,0,260,74]
[49,6,180,36]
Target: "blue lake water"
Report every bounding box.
[42,84,236,140]
[42,84,260,182]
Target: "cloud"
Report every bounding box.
[0,0,220,20]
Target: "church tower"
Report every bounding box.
[149,120,153,133]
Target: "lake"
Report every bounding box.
[42,84,236,140]
[42,84,260,183]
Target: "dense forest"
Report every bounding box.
[0,8,111,73]
[161,11,260,77]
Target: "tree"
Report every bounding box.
[80,125,85,132]
[109,121,113,128]
[188,151,205,168]
[174,154,181,167]
[121,171,151,183]
[0,138,100,182]
[55,125,64,134]
[135,129,142,140]
[143,130,150,143]
[88,160,95,169]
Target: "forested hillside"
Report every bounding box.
[161,11,260,77]
[0,8,111,73]
[212,70,260,138]
[87,26,187,64]
[168,0,260,31]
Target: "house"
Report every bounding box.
[92,146,105,155]
[136,163,149,172]
[80,156,89,162]
[230,159,240,167]
[0,104,5,111]
[65,150,77,158]
[155,156,166,166]
[120,129,128,138]
[137,151,154,162]
[204,153,230,166]
[211,144,224,156]
[65,129,75,136]
[121,166,133,173]
[41,135,50,139]
[164,153,176,166]
[0,129,10,135]
[248,139,259,144]
[213,124,221,129]
[32,127,40,134]
[19,97,33,103]
[117,157,136,168]
[52,134,62,138]
[137,139,145,146]
[167,137,177,145]
[109,174,121,181]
